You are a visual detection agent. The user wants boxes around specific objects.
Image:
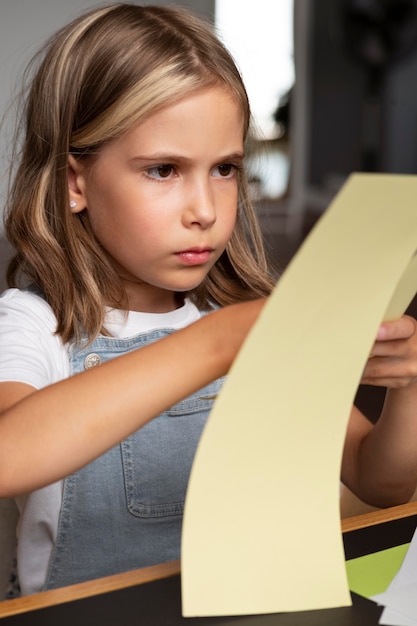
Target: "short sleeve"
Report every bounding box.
[0,289,69,389]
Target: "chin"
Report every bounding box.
[172,283,202,294]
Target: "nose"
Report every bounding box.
[182,178,217,229]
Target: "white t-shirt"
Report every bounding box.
[0,288,201,595]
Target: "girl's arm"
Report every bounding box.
[0,299,265,498]
[342,315,417,507]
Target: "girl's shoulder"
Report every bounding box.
[0,286,57,329]
[0,288,69,387]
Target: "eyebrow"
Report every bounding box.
[130,151,245,164]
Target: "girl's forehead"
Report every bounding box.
[130,87,246,135]
[74,86,247,157]
[93,87,245,163]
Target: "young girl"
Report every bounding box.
[1,2,417,598]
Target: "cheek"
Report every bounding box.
[223,198,238,237]
[86,205,140,256]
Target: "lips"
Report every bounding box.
[175,247,214,265]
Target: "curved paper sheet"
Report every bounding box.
[181,173,417,617]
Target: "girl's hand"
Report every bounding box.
[361,315,417,388]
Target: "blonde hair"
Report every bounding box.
[5,3,275,343]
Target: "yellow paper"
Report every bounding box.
[181,173,417,617]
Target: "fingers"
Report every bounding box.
[376,315,416,341]
[370,316,417,358]
[362,356,417,387]
[362,315,417,388]
[369,338,413,360]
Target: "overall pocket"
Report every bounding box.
[121,378,224,518]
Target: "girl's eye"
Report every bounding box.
[147,165,175,179]
[214,164,237,178]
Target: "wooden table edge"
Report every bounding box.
[341,500,417,533]
[0,560,181,619]
[2,501,417,619]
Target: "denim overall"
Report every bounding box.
[43,328,224,590]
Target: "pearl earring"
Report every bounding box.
[70,200,77,208]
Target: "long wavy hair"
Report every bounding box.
[5,3,276,343]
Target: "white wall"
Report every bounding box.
[0,0,214,232]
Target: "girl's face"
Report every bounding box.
[69,87,244,312]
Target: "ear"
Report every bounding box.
[68,154,87,213]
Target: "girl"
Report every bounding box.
[1,2,417,598]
